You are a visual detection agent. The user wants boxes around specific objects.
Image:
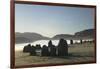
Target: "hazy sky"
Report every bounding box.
[15,4,95,37]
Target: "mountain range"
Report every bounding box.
[15,29,94,44]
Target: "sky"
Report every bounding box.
[15,4,95,37]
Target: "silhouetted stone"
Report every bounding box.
[57,39,68,56]
[70,40,73,44]
[23,44,32,52]
[48,40,56,56]
[35,44,41,56]
[41,45,49,56]
[35,44,41,49]
[90,39,94,43]
[80,40,82,44]
[48,40,52,47]
[30,45,36,56]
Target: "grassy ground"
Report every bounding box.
[15,42,95,66]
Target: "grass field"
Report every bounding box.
[15,42,95,66]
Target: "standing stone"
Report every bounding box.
[35,44,41,56]
[70,40,73,44]
[80,39,82,44]
[30,45,36,56]
[41,45,49,56]
[57,39,68,56]
[48,40,56,56]
[23,44,32,52]
[35,44,41,49]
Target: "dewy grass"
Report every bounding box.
[15,42,95,66]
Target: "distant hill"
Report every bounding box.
[74,29,94,39]
[52,34,73,40]
[15,32,49,44]
[16,37,31,44]
[15,29,94,44]
[52,29,94,40]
